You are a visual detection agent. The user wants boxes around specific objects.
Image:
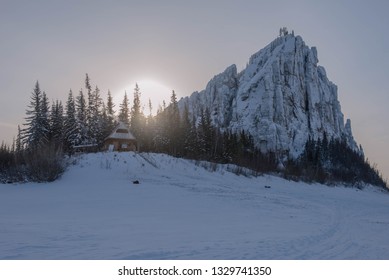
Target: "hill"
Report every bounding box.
[1,152,389,259]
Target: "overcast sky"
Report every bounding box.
[1,0,388,179]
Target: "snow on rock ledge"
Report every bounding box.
[179,33,360,157]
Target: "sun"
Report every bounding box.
[115,79,173,116]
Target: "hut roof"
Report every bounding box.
[105,122,136,141]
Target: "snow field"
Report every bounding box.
[0,152,388,259]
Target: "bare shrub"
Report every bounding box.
[24,144,65,182]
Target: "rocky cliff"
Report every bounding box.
[179,33,359,157]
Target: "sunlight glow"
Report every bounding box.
[115,79,173,116]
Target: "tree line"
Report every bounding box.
[284,135,387,188]
[0,74,387,190]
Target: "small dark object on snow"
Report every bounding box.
[264,185,271,189]
[133,180,140,184]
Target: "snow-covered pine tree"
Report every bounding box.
[100,103,110,140]
[89,85,103,145]
[49,100,64,146]
[106,90,116,131]
[75,89,88,145]
[23,81,50,149]
[64,90,78,153]
[41,92,50,140]
[85,74,93,131]
[85,74,95,144]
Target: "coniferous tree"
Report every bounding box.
[85,73,93,140]
[75,89,88,145]
[198,107,214,159]
[130,83,143,139]
[148,98,153,118]
[100,103,110,141]
[118,91,130,125]
[289,136,387,188]
[89,85,103,145]
[11,138,15,154]
[64,90,78,153]
[162,100,166,111]
[49,100,64,146]
[83,73,101,145]
[0,142,13,175]
[107,90,115,117]
[23,81,50,149]
[106,90,116,132]
[142,98,155,151]
[153,105,169,153]
[15,125,23,155]
[18,82,65,182]
[41,92,50,140]
[222,130,233,162]
[181,102,194,157]
[84,73,102,145]
[320,132,329,164]
[167,90,181,155]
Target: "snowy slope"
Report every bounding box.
[1,152,389,259]
[179,34,359,157]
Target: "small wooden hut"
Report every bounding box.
[104,122,137,152]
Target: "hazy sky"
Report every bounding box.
[1,0,388,179]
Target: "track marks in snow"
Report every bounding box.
[1,152,389,259]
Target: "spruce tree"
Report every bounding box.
[88,85,103,145]
[15,125,23,154]
[49,100,64,145]
[75,89,88,145]
[222,130,233,162]
[153,106,169,153]
[198,107,214,158]
[14,125,23,164]
[182,103,196,157]
[167,90,181,155]
[23,81,50,149]
[41,92,50,140]
[64,90,78,153]
[118,91,130,125]
[100,102,111,140]
[85,74,93,134]
[130,83,144,140]
[106,90,116,132]
[142,98,155,151]
[84,73,103,145]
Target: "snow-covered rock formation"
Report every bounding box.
[179,33,359,157]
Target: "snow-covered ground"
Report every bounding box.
[0,152,388,259]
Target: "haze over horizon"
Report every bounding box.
[1,0,388,179]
